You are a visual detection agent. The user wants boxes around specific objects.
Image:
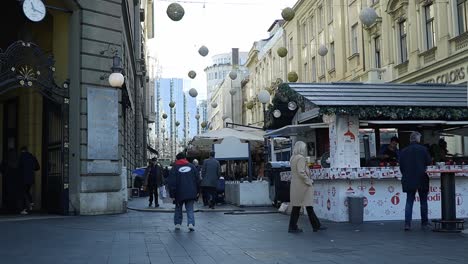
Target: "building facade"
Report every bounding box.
[0,0,154,215]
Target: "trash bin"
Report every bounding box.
[348,196,364,224]
[265,162,291,207]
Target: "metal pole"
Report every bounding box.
[441,172,457,230]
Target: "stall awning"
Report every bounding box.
[288,82,468,107]
[266,123,328,137]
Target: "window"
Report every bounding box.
[327,0,333,23]
[302,23,308,47]
[151,96,154,112]
[311,57,317,82]
[289,37,294,58]
[320,55,326,76]
[351,24,359,54]
[330,42,335,70]
[457,0,468,34]
[310,16,315,40]
[303,63,308,82]
[318,6,324,31]
[399,20,408,62]
[374,36,381,68]
[424,3,436,49]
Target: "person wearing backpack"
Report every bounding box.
[167,152,200,231]
[18,146,40,215]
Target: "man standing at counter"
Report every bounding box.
[399,132,432,231]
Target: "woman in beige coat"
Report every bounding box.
[288,141,326,233]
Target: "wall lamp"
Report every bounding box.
[99,45,125,88]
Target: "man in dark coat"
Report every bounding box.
[143,157,163,207]
[18,146,40,215]
[399,132,432,231]
[167,152,199,231]
[201,151,221,209]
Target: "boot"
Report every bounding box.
[288,206,303,233]
[306,206,327,232]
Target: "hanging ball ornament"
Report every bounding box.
[198,45,209,57]
[188,70,197,79]
[211,102,218,108]
[281,7,295,21]
[166,3,185,21]
[189,88,198,97]
[201,121,207,128]
[359,7,378,27]
[169,101,175,108]
[288,101,298,111]
[277,47,288,58]
[175,121,180,127]
[229,70,238,80]
[273,109,282,118]
[287,71,299,82]
[162,113,168,119]
[318,44,328,57]
[195,114,200,120]
[246,101,254,110]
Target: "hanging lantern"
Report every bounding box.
[359,7,378,27]
[201,121,207,128]
[229,70,237,80]
[198,45,209,57]
[246,101,254,110]
[162,113,168,119]
[169,101,175,108]
[166,3,185,21]
[175,121,180,126]
[288,101,297,111]
[189,88,198,97]
[281,7,295,21]
[188,70,197,79]
[195,114,200,120]
[277,47,288,58]
[211,102,218,108]
[273,109,282,118]
[287,71,299,82]
[318,44,328,56]
[229,88,237,95]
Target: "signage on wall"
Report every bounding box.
[423,65,467,84]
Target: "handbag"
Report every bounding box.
[159,186,167,199]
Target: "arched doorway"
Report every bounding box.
[0,0,69,214]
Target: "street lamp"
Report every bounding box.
[257,89,270,130]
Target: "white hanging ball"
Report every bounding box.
[359,7,378,27]
[195,114,200,120]
[257,90,270,104]
[273,109,282,118]
[211,102,218,108]
[288,101,297,111]
[109,72,124,88]
[189,88,198,97]
[198,45,209,57]
[229,70,237,80]
[167,3,185,21]
[318,45,328,57]
[188,70,197,79]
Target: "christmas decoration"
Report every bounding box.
[198,45,209,57]
[229,70,237,80]
[229,88,236,95]
[277,47,288,58]
[189,88,198,97]
[391,193,400,205]
[211,102,218,108]
[162,113,168,119]
[246,101,254,110]
[318,44,328,56]
[175,121,180,126]
[273,109,281,118]
[201,121,207,128]
[288,101,297,111]
[359,7,378,27]
[167,3,185,21]
[195,114,200,120]
[281,7,295,21]
[287,71,299,82]
[169,101,175,108]
[188,70,196,79]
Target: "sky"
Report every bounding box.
[148,0,298,100]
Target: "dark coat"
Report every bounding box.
[144,164,163,187]
[167,160,199,203]
[200,157,221,188]
[399,143,432,193]
[18,151,40,185]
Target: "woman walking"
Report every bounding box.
[288,141,327,233]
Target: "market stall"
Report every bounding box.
[266,82,468,226]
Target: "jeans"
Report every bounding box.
[405,190,429,226]
[203,187,217,208]
[23,184,33,210]
[148,185,159,206]
[289,206,321,230]
[174,200,195,226]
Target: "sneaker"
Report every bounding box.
[20,210,28,215]
[174,224,181,230]
[188,224,195,232]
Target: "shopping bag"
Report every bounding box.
[278,202,289,214]
[159,186,167,199]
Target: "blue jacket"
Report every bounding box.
[200,157,221,188]
[399,143,432,193]
[168,159,199,203]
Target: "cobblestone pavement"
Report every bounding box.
[0,198,467,264]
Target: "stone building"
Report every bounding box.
[0,0,154,215]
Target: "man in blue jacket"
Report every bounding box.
[399,132,432,231]
[168,152,199,231]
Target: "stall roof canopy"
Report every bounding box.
[288,82,468,107]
